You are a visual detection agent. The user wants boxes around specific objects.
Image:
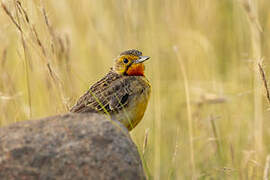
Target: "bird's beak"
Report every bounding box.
[135,56,150,64]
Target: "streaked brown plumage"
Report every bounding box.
[70,50,151,131]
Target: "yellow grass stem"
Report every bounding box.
[21,36,32,118]
[242,0,263,158]
[264,155,270,180]
[146,1,162,179]
[153,66,162,180]
[175,49,196,179]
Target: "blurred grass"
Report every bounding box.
[1,0,270,179]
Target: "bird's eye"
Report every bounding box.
[123,58,129,64]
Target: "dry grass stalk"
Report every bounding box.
[153,75,162,180]
[2,0,33,118]
[174,47,196,178]
[142,128,150,156]
[20,35,32,118]
[41,0,56,40]
[2,0,68,117]
[210,115,222,159]
[1,3,22,32]
[172,128,180,164]
[40,1,70,81]
[18,1,68,110]
[197,93,226,106]
[242,0,262,33]
[242,0,264,167]
[264,155,270,180]
[258,61,270,105]
[15,1,48,61]
[16,1,29,24]
[1,49,7,67]
[230,144,235,165]
[14,0,33,118]
[65,35,70,61]
[32,25,47,57]
[40,2,71,110]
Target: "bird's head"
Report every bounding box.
[113,49,150,76]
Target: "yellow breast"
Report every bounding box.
[112,77,151,131]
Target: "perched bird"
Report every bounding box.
[70,49,151,131]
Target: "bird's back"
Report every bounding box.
[70,71,151,130]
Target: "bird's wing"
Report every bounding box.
[70,71,135,114]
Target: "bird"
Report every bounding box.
[70,49,151,131]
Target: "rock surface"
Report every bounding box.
[0,113,145,180]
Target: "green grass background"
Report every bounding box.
[1,0,270,179]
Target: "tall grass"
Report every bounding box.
[1,0,270,179]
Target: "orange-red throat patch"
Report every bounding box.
[126,63,145,76]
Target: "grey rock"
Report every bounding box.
[0,113,145,180]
